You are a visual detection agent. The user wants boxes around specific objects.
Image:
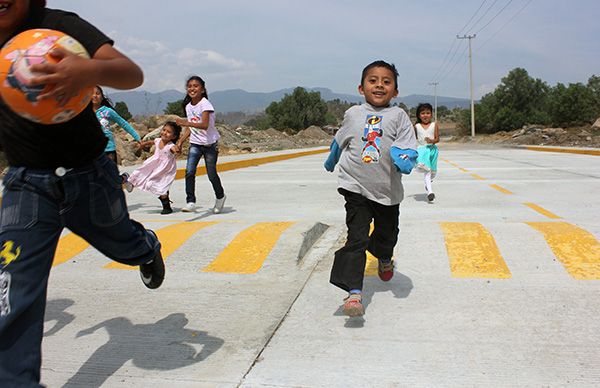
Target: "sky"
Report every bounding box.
[51,0,600,99]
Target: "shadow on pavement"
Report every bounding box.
[44,298,75,337]
[63,313,224,388]
[333,272,414,328]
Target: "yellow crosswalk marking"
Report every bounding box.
[471,173,485,180]
[440,222,511,278]
[523,203,561,219]
[489,184,513,195]
[105,222,218,270]
[202,222,295,274]
[53,233,89,267]
[527,222,600,280]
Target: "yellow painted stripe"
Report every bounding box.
[202,222,295,274]
[175,148,328,180]
[440,222,511,278]
[471,173,485,180]
[527,222,600,280]
[524,146,600,156]
[459,167,469,173]
[523,203,561,219]
[489,184,513,195]
[53,233,90,267]
[106,221,218,270]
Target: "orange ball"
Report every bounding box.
[0,28,93,124]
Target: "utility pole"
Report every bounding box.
[457,34,476,137]
[428,82,439,122]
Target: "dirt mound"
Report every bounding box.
[295,125,332,140]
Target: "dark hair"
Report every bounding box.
[95,85,114,109]
[32,0,46,8]
[361,60,399,91]
[181,75,208,113]
[163,121,182,144]
[415,103,433,123]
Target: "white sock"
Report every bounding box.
[424,172,433,194]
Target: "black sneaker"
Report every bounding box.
[140,251,164,289]
[427,192,435,202]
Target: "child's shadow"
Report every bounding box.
[63,313,224,388]
[186,207,236,221]
[44,298,75,337]
[334,272,414,328]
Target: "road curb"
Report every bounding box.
[516,145,600,156]
[174,147,329,179]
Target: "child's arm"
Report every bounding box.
[108,109,141,142]
[138,140,154,150]
[30,44,143,105]
[175,111,211,130]
[391,110,419,174]
[324,139,341,172]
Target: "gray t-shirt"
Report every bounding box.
[334,103,417,205]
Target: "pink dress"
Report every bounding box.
[128,139,177,196]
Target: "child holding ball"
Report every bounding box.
[0,1,165,386]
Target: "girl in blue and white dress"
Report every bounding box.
[414,103,439,202]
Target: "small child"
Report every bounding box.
[414,103,440,202]
[122,122,182,214]
[324,60,418,317]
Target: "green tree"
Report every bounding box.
[163,99,185,116]
[547,82,596,127]
[587,75,600,118]
[458,68,551,133]
[114,101,132,121]
[265,87,328,132]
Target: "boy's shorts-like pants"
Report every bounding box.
[0,154,161,387]
[330,188,399,292]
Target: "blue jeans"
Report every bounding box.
[0,154,161,387]
[185,143,224,204]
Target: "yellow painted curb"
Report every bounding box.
[174,147,329,180]
[523,146,600,156]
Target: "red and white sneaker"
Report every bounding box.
[343,293,364,317]
[378,259,394,282]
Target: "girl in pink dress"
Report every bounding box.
[122,121,182,214]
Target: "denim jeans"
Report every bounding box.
[0,154,161,387]
[330,188,400,292]
[185,142,224,204]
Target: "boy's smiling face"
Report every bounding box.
[359,66,398,107]
[0,1,30,40]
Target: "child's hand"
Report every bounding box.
[172,144,181,154]
[28,47,94,106]
[175,117,187,126]
[425,137,433,144]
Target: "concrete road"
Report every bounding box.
[41,144,600,387]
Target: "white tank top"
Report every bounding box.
[415,122,435,146]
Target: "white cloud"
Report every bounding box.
[110,33,258,92]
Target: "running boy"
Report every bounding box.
[324,60,418,317]
[0,2,164,386]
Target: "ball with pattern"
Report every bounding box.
[0,29,93,124]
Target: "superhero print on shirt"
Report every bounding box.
[361,115,383,163]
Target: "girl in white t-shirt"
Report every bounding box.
[414,103,439,202]
[176,76,226,214]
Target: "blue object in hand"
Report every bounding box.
[390,147,417,174]
[324,139,341,172]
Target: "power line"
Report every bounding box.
[430,0,488,83]
[476,0,534,51]
[437,42,469,83]
[474,0,515,34]
[467,0,501,33]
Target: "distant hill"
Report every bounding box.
[108,87,471,116]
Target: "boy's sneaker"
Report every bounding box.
[182,202,196,212]
[139,251,165,289]
[378,259,395,282]
[121,173,134,193]
[213,195,226,214]
[343,293,364,317]
[427,192,435,202]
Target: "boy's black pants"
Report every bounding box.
[330,188,400,292]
